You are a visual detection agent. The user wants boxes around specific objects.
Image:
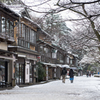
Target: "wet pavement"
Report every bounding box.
[0,75,100,100]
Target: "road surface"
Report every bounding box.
[0,75,100,100]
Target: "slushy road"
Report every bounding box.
[0,75,100,100]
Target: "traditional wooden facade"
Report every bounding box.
[36,30,56,80]
[0,2,19,87]
[8,15,41,85]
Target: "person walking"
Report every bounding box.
[69,69,74,83]
[86,70,89,77]
[61,67,67,83]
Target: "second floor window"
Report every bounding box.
[21,24,36,44]
[30,29,36,44]
[18,24,36,49]
[2,17,6,33]
[70,59,72,64]
[67,57,69,64]
[18,39,30,49]
[0,16,14,38]
[59,54,64,63]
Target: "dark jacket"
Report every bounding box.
[69,69,74,78]
[61,67,67,75]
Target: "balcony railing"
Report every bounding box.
[0,32,14,42]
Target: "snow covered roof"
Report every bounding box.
[5,5,24,17]
[70,67,77,70]
[41,62,56,67]
[37,39,54,48]
[56,64,62,67]
[0,2,20,17]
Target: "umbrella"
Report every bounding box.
[62,64,70,68]
[0,65,5,69]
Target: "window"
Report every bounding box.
[21,40,24,46]
[0,15,14,38]
[18,39,21,46]
[19,23,22,37]
[30,29,36,44]
[28,43,30,48]
[52,49,57,58]
[22,24,25,39]
[2,17,5,33]
[18,24,38,49]
[44,47,51,57]
[26,27,30,41]
[0,61,5,82]
[10,21,14,37]
[39,45,43,53]
[44,47,48,53]
[67,57,69,63]
[60,54,64,63]
[0,16,1,33]
[6,19,10,35]
[70,59,72,64]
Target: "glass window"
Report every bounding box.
[60,54,63,60]
[22,40,24,46]
[28,43,30,48]
[16,63,24,84]
[70,59,72,64]
[6,19,10,35]
[25,42,28,48]
[39,45,43,53]
[0,61,5,82]
[18,39,21,46]
[19,23,22,37]
[0,16,1,33]
[44,47,47,53]
[2,17,6,33]
[22,24,25,39]
[10,21,14,37]
[27,27,30,41]
[67,57,69,63]
[30,30,36,44]
[29,65,32,83]
[25,26,28,41]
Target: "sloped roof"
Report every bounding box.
[0,1,19,17]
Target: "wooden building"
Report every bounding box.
[0,2,19,87]
[8,13,41,85]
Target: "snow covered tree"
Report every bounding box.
[41,12,72,50]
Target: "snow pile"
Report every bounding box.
[13,85,20,89]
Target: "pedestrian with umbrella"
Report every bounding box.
[61,67,67,83]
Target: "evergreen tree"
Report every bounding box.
[42,12,72,50]
[36,62,46,82]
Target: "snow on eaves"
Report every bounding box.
[0,2,20,17]
[2,2,52,39]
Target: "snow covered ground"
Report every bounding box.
[0,75,100,100]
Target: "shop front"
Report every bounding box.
[0,49,17,87]
[41,62,56,80]
[15,57,25,85]
[15,54,38,85]
[0,60,8,86]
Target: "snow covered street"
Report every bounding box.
[0,75,100,100]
